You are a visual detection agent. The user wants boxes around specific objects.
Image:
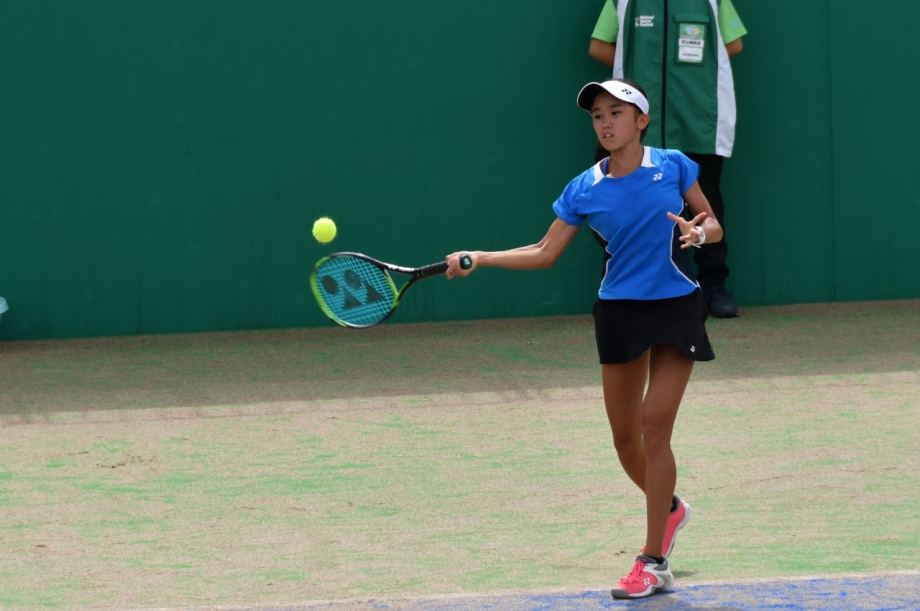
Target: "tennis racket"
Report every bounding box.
[310,252,472,328]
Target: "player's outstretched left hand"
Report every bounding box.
[446,252,477,279]
[667,211,707,249]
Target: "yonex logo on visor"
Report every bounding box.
[577,80,650,115]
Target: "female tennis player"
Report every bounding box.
[445,79,722,599]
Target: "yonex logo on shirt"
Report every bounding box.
[653,173,663,181]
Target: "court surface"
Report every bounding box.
[1,300,918,610]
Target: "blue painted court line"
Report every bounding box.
[264,573,920,611]
[383,574,920,611]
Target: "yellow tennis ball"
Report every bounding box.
[312,217,337,243]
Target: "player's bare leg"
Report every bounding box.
[601,352,651,492]
[641,343,694,556]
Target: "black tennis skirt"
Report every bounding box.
[593,289,715,364]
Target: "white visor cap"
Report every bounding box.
[577,80,650,115]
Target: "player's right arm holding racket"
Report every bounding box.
[445,218,579,279]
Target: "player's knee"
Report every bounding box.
[612,431,642,457]
[641,421,672,454]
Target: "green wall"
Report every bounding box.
[1,1,917,340]
[724,0,920,304]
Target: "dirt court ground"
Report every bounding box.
[1,300,918,610]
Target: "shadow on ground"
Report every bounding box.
[1,300,918,416]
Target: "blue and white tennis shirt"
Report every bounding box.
[552,147,701,301]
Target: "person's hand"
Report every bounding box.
[667,211,707,249]
[446,252,477,279]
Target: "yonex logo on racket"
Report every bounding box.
[319,270,388,311]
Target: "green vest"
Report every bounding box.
[612,0,736,156]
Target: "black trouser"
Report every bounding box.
[684,153,728,289]
[593,144,729,289]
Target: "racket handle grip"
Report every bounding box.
[417,255,473,278]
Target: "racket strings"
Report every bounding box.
[312,257,397,327]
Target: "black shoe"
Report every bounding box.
[703,286,738,318]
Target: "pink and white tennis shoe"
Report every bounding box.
[662,497,692,557]
[641,496,693,557]
[610,555,674,599]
